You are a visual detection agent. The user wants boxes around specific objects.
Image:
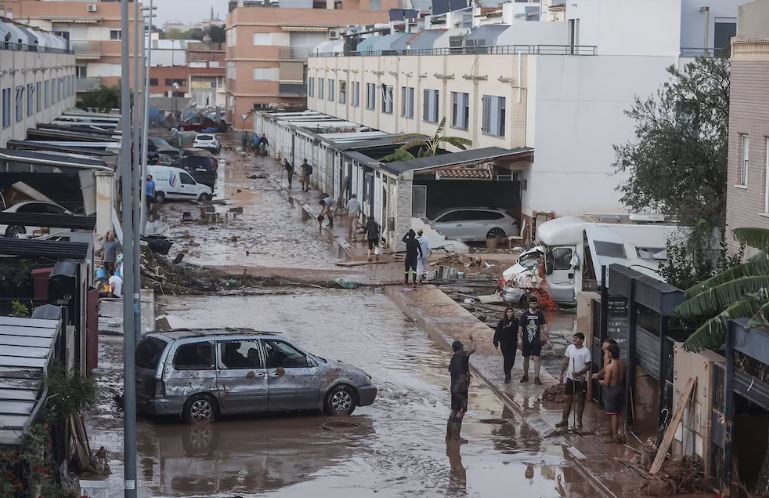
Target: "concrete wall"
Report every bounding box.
[680,0,743,52]
[0,48,76,147]
[737,0,769,39]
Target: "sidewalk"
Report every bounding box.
[386,284,647,498]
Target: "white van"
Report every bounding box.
[148,165,212,203]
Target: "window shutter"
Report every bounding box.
[423,89,429,121]
[482,96,491,133]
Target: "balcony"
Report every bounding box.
[76,77,101,92]
[279,46,312,60]
[70,40,102,59]
[278,83,306,97]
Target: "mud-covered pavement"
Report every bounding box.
[89,290,592,497]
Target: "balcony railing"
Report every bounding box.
[76,77,102,92]
[70,40,102,58]
[310,44,598,57]
[279,46,313,60]
[0,41,73,54]
[680,47,728,58]
[279,83,307,97]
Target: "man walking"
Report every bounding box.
[519,298,549,384]
[365,217,381,262]
[283,158,294,188]
[346,194,361,241]
[300,159,313,192]
[447,335,475,443]
[599,342,626,442]
[416,229,431,283]
[100,232,121,274]
[319,194,337,229]
[145,175,156,220]
[402,229,423,288]
[557,332,593,430]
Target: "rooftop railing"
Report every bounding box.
[0,41,73,54]
[310,44,598,58]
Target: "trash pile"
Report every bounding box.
[541,383,569,403]
[637,455,709,496]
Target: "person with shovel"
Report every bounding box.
[556,332,592,431]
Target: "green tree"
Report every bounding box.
[676,228,769,352]
[380,117,472,162]
[208,25,226,43]
[77,85,120,112]
[612,57,730,244]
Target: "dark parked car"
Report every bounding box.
[178,117,216,132]
[174,155,217,190]
[181,148,218,170]
[148,137,181,161]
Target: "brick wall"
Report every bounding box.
[725,44,769,253]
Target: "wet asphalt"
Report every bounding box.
[87,139,591,497]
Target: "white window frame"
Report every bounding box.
[318,77,324,99]
[739,134,749,187]
[451,91,469,130]
[339,80,346,104]
[481,95,506,137]
[308,76,314,97]
[400,86,414,118]
[353,81,360,108]
[110,29,121,40]
[422,89,439,123]
[381,85,393,114]
[366,83,376,110]
[327,78,335,102]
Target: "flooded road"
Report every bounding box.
[88,290,591,497]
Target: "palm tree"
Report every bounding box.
[677,227,769,352]
[380,117,472,162]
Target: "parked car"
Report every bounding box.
[178,117,216,132]
[0,201,73,238]
[174,155,217,191]
[148,137,181,161]
[428,207,520,242]
[135,329,377,423]
[181,148,218,170]
[193,133,221,154]
[148,165,213,203]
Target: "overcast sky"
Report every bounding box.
[154,0,230,26]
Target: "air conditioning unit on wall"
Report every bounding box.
[87,4,98,12]
[329,29,340,40]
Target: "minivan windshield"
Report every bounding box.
[136,337,168,369]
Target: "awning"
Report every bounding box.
[381,146,533,176]
[0,316,61,447]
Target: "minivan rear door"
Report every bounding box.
[136,336,169,403]
[215,340,268,414]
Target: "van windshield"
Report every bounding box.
[136,337,168,369]
[518,252,541,269]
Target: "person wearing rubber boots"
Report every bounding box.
[447,335,475,443]
[557,332,592,431]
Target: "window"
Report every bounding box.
[451,92,469,130]
[227,27,237,47]
[109,29,121,40]
[1,88,9,128]
[165,78,186,86]
[552,247,574,270]
[327,78,335,102]
[15,86,24,122]
[35,82,42,113]
[423,89,439,123]
[400,86,414,118]
[263,340,309,369]
[136,337,167,370]
[44,80,49,108]
[482,95,506,137]
[318,78,324,99]
[173,342,215,369]
[308,76,315,97]
[252,33,272,45]
[180,172,196,185]
[381,85,393,114]
[353,81,360,107]
[339,81,346,104]
[221,340,263,369]
[76,65,88,79]
[593,241,626,258]
[26,84,34,117]
[739,134,749,186]
[149,78,159,86]
[366,83,376,110]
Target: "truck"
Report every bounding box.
[500,216,687,305]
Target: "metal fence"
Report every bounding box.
[0,42,73,54]
[310,44,598,58]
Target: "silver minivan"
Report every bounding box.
[135,329,377,423]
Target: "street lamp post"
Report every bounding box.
[140,2,156,235]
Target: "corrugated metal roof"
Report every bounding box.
[0,238,90,259]
[0,315,60,447]
[0,213,96,230]
[382,146,533,175]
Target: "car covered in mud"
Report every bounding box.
[135,329,377,423]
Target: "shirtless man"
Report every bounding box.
[599,342,626,442]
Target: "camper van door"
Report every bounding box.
[545,246,576,303]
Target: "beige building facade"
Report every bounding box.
[725,0,769,252]
[225,3,396,130]
[1,0,144,93]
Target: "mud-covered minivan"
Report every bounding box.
[135,329,377,423]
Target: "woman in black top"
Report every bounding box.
[493,307,519,384]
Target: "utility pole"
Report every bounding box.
[119,0,137,496]
[140,0,155,234]
[132,0,142,345]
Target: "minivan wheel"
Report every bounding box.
[487,227,506,239]
[183,394,217,424]
[198,193,211,201]
[154,192,166,204]
[325,384,356,416]
[5,225,25,238]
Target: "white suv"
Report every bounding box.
[192,133,221,154]
[429,207,519,241]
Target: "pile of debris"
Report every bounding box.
[541,383,569,403]
[637,455,710,496]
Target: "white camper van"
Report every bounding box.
[148,165,212,202]
[501,216,687,305]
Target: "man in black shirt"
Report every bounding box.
[447,334,475,442]
[300,159,313,192]
[402,229,423,288]
[365,217,381,262]
[518,298,549,385]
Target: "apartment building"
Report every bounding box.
[225,0,401,130]
[0,20,76,147]
[1,0,143,93]
[725,0,769,252]
[304,0,745,233]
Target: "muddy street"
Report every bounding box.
[89,289,591,497]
